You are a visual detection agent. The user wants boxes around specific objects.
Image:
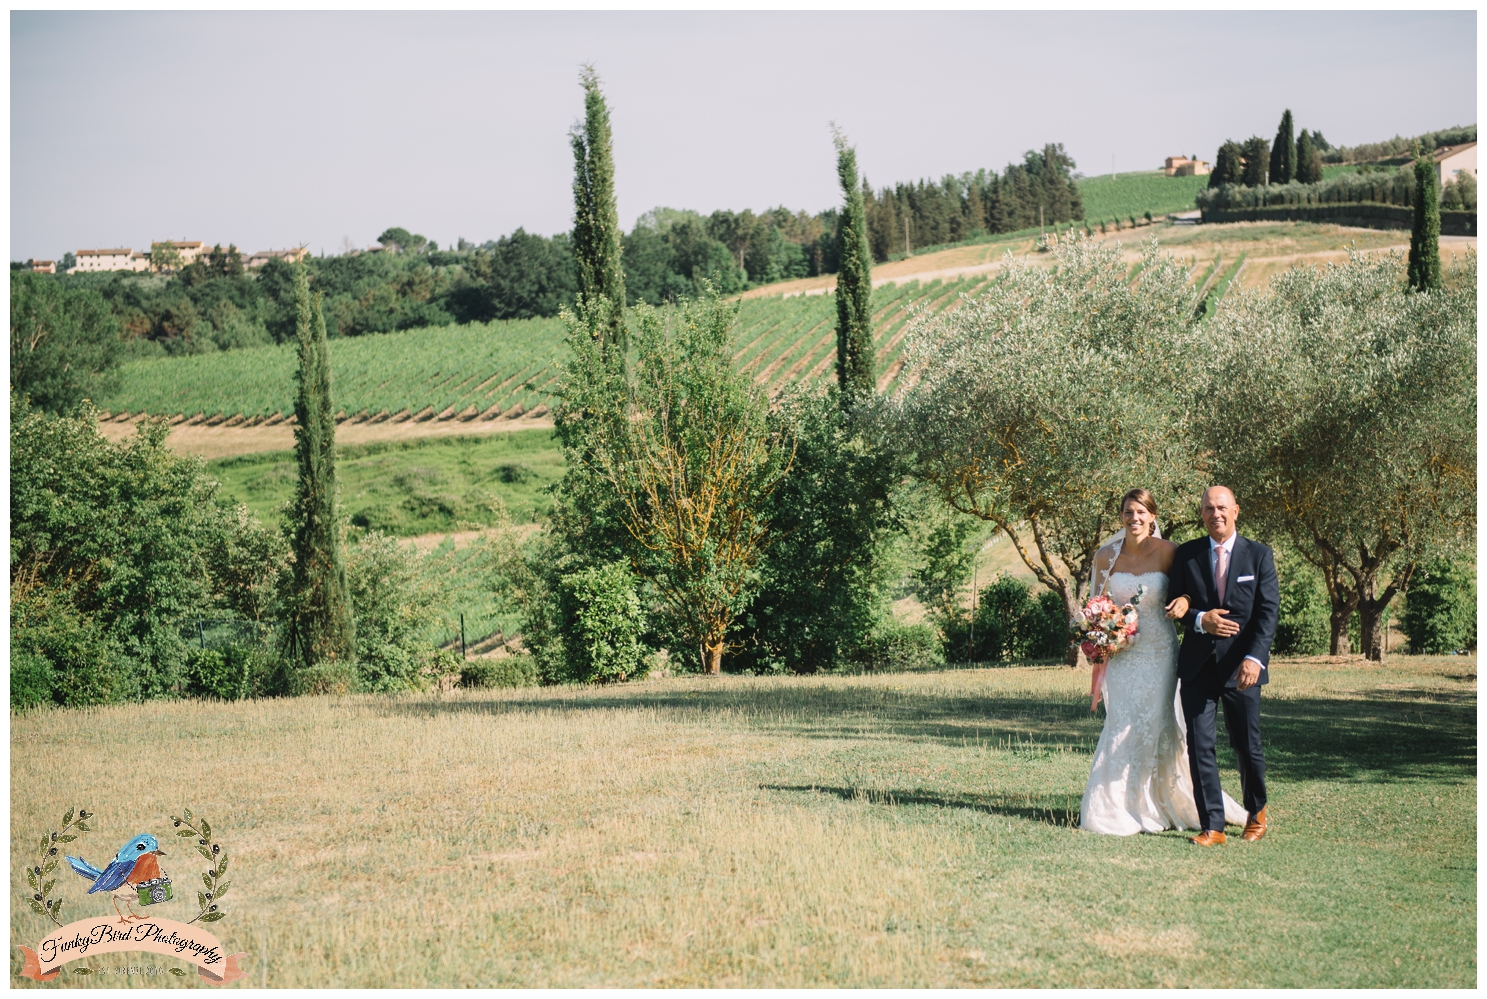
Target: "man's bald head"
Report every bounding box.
[1201,485,1237,509]
[1200,486,1239,542]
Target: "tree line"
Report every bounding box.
[11,71,1475,708]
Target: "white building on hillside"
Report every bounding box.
[1435,142,1476,187]
[71,248,150,273]
[245,247,309,268]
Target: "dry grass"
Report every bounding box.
[11,657,1474,987]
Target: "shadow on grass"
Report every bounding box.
[379,672,1475,784]
[760,783,1082,828]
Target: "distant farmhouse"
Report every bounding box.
[1164,155,1211,177]
[66,241,307,274]
[1435,141,1476,187]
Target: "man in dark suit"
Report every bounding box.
[1163,486,1278,846]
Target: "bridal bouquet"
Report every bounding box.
[1070,585,1145,711]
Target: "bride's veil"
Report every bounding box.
[1088,521,1161,598]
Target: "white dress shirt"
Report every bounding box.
[1191,532,1263,670]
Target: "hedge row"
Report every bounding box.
[1200,203,1476,236]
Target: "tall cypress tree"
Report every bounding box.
[1295,129,1323,184]
[571,65,626,355]
[832,129,875,403]
[1408,152,1443,292]
[286,262,356,674]
[1269,109,1295,185]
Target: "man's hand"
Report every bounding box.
[1233,657,1262,690]
[1201,608,1241,637]
[1165,595,1190,620]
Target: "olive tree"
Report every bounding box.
[1194,251,1476,659]
[896,235,1202,656]
[559,294,795,674]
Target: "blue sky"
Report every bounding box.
[11,11,1476,261]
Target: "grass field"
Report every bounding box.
[1078,171,1208,223]
[11,655,1474,987]
[209,428,563,534]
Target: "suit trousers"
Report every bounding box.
[1179,660,1267,831]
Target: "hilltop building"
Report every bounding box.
[71,248,150,273]
[245,247,309,268]
[65,241,307,274]
[26,260,56,274]
[1435,142,1476,187]
[1164,155,1211,177]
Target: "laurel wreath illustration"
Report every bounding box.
[19,806,230,978]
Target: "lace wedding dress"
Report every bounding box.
[1079,570,1247,835]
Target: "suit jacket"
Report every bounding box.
[1167,534,1279,686]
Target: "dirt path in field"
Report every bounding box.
[96,412,556,460]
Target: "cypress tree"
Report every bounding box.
[1295,129,1323,184]
[1209,140,1244,187]
[1408,152,1443,292]
[1269,109,1295,185]
[286,262,356,674]
[832,129,875,403]
[570,65,626,355]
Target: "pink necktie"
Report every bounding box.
[1215,545,1228,605]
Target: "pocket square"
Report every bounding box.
[1236,575,1255,583]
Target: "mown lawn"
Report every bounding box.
[10,656,1474,987]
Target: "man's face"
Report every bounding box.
[1201,487,1239,541]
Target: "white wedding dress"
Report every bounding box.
[1080,570,1247,835]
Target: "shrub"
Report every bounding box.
[355,642,422,692]
[558,561,648,683]
[849,622,944,672]
[1403,560,1477,654]
[459,655,540,689]
[1274,558,1330,656]
[495,462,536,484]
[290,659,357,696]
[185,644,282,700]
[11,650,55,710]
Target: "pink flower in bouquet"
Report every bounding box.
[1069,585,1146,711]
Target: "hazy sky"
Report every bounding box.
[11,11,1476,261]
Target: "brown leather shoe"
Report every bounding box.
[1189,830,1226,846]
[1242,808,1268,842]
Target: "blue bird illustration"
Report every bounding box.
[66,833,167,923]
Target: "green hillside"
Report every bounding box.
[101,275,994,419]
[1077,171,1208,222]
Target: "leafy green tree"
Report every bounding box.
[570,65,626,356]
[1240,136,1270,187]
[149,242,183,272]
[1209,141,1244,188]
[1269,109,1296,185]
[284,263,357,675]
[832,129,876,403]
[1401,559,1476,654]
[897,236,1201,653]
[10,272,123,413]
[1294,130,1324,184]
[376,227,428,254]
[448,229,577,321]
[561,294,794,674]
[734,390,905,673]
[1195,251,1475,658]
[1408,152,1443,292]
[11,400,224,703]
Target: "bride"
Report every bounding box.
[1079,488,1246,835]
